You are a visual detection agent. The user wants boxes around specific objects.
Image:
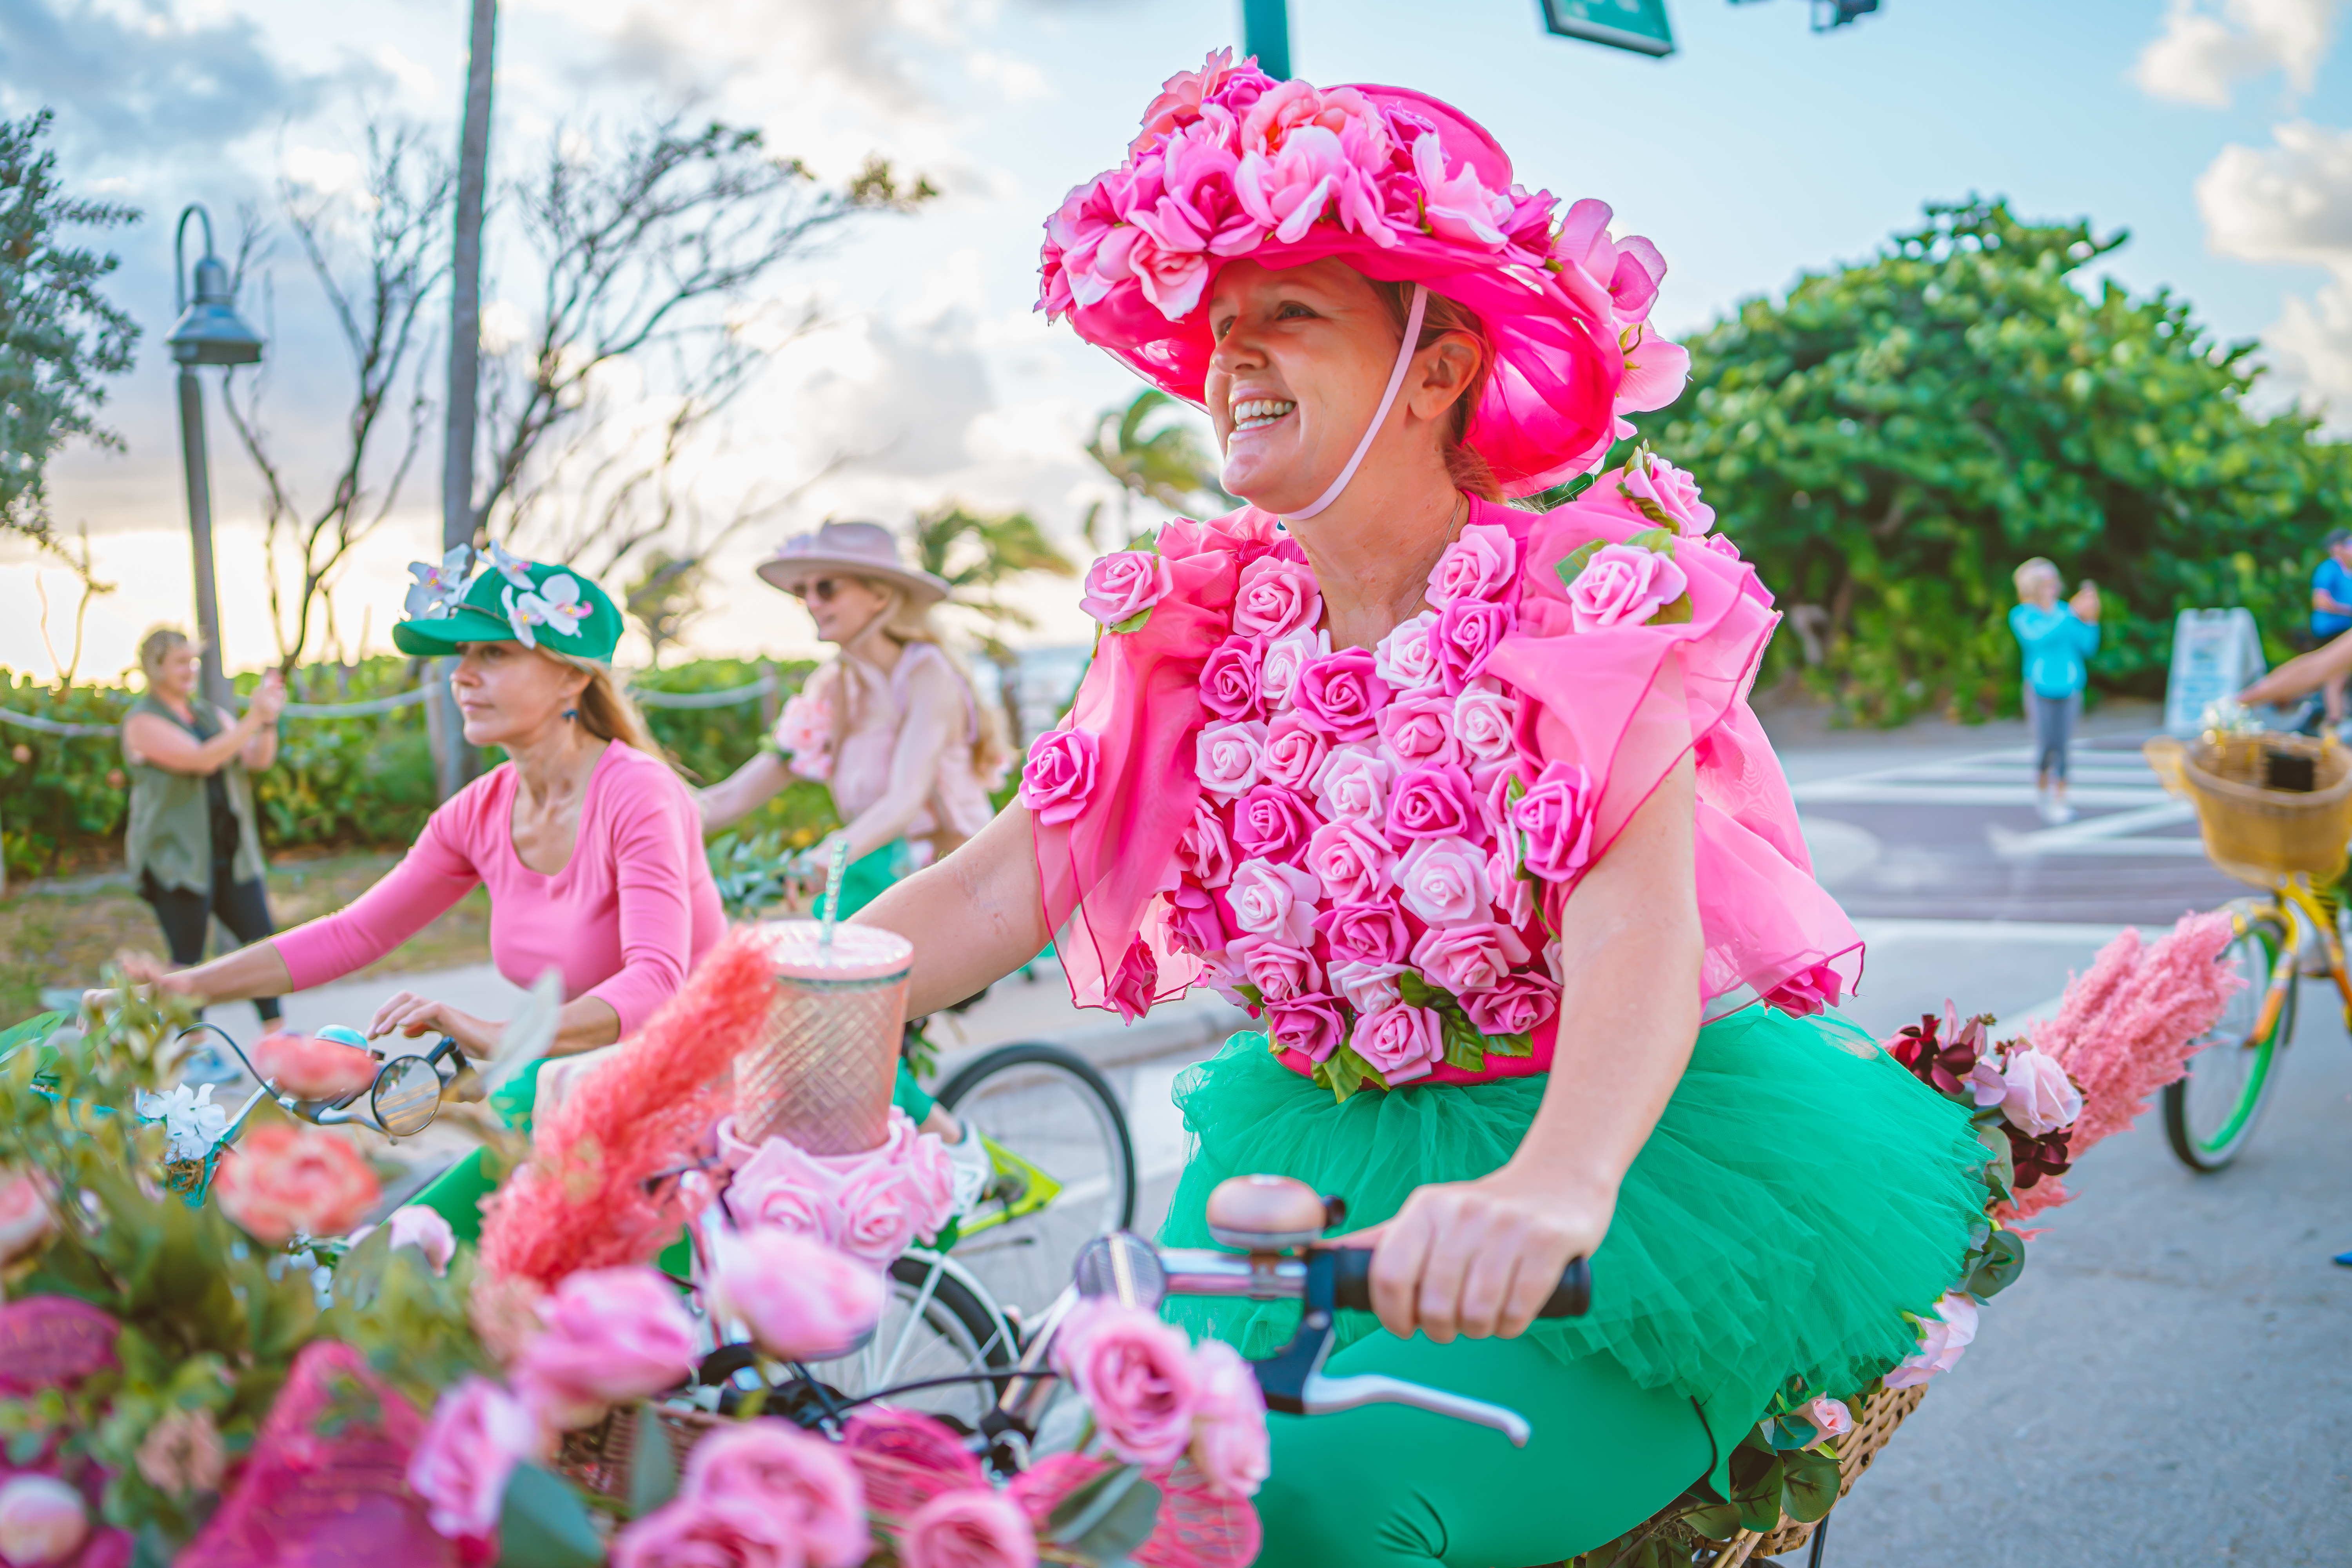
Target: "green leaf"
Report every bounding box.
[1646,592,1694,626]
[496,1464,606,1568]
[1962,1227,2027,1299]
[1975,1122,2015,1205]
[1559,472,1598,501]
[1681,1496,1743,1541]
[1726,1441,1787,1535]
[1780,1446,1843,1523]
[1233,982,1264,1009]
[1624,526,1679,557]
[1106,606,1154,635]
[1763,1414,1819,1450]
[1486,1030,1534,1059]
[331,1222,396,1313]
[1394,972,1446,1009]
[1554,539,1604,589]
[1439,1009,1486,1074]
[1047,1466,1162,1563]
[625,1402,679,1519]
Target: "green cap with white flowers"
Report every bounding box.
[392,543,625,662]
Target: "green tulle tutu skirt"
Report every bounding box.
[1157,1004,1987,1489]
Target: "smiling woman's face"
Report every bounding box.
[1204,259,1412,514]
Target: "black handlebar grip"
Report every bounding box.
[1328,1249,1590,1318]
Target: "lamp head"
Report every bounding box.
[167,253,264,367]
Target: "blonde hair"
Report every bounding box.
[818,576,1009,780]
[2013,558,2061,601]
[538,650,660,755]
[137,626,193,686]
[1369,279,1505,502]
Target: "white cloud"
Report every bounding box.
[2132,0,2345,107]
[2197,121,2352,420]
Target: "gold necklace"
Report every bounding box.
[1406,491,1468,615]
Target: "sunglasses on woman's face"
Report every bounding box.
[790,578,843,603]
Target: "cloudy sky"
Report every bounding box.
[2,0,2348,681]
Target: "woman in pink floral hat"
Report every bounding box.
[855,53,1987,1563]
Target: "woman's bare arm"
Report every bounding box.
[699,751,794,836]
[1368,753,1702,1343]
[853,800,1048,1015]
[102,940,292,1008]
[2241,632,2352,707]
[123,709,267,777]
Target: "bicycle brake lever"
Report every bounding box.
[1297,1371,1533,1447]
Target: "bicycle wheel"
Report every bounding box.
[936,1042,1136,1324]
[796,1251,1013,1429]
[2164,907,2294,1172]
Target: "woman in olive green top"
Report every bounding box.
[121,627,287,1031]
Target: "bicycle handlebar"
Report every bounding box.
[1151,1246,1590,1319]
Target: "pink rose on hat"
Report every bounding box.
[1463,972,1559,1036]
[1486,843,1536,927]
[1110,934,1160,1025]
[1234,555,1321,638]
[1352,1004,1445,1084]
[1410,921,1530,995]
[1304,818,1398,905]
[1372,611,1444,692]
[1080,549,1172,627]
[1312,745,1393,826]
[1294,648,1389,741]
[1512,760,1598,881]
[1452,681,1519,763]
[1397,836,1491,926]
[1427,523,1517,606]
[1020,729,1100,826]
[1200,633,1268,721]
[1226,857,1323,947]
[1565,542,1688,633]
[1227,934,1323,1004]
[1316,901,1410,964]
[1264,993,1348,1062]
[1376,690,1460,769]
[1196,719,1269,797]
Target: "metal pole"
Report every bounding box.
[176,364,234,713]
[1242,0,1291,78]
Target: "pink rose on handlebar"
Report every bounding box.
[707,1225,884,1361]
[1188,1340,1271,1500]
[1051,1303,1201,1466]
[251,1031,379,1100]
[210,1124,379,1247]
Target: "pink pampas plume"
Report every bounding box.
[480,929,774,1288]
[2000,910,2242,1220]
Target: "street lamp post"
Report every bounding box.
[163,206,265,713]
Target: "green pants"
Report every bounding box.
[1254,1331,1710,1566]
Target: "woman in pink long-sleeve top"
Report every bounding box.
[123,550,723,1082]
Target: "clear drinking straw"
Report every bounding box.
[819,837,850,949]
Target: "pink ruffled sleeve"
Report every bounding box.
[1029,513,1267,1014]
[1488,494,1862,1010]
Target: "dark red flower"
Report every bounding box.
[1886,1008,1985,1098]
[2006,1125,2073,1190]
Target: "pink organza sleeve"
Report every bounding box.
[1489,493,1862,1008]
[1032,515,1254,1013]
[272,784,485,990]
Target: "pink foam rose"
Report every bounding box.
[1196,718,1269,798]
[1304,818,1398,906]
[1410,922,1530,995]
[1020,728,1099,826]
[901,1489,1038,1568]
[1970,1047,2083,1137]
[1189,1340,1271,1499]
[1486,844,1536,927]
[1618,451,1715,536]
[1051,1303,1199,1465]
[709,1224,885,1360]
[1176,798,1234,889]
[1385,762,1478,842]
[1080,549,1171,627]
[1695,532,1742,561]
[1396,836,1490,926]
[1236,124,1348,245]
[1132,120,1266,260]
[1761,962,1844,1020]
[1376,690,1459,770]
[1800,1396,1854,1447]
[1434,598,1517,693]
[1131,47,1256,154]
[1410,131,1510,248]
[0,1168,54,1263]
[1352,1004,1444,1085]
[1512,761,1598,882]
[1240,79,1385,160]
[1330,960,1411,1018]
[408,1376,539,1541]
[1315,902,1410,965]
[1474,760,1524,839]
[1226,934,1323,1004]
[1882,1293,1979,1390]
[1199,633,1268,722]
[1312,745,1393,826]
[612,1496,801,1568]
[381,1205,456,1275]
[1263,993,1348,1063]
[679,1418,871,1568]
[1167,884,1231,958]
[1234,556,1322,639]
[833,1158,948,1268]
[1463,973,1559,1037]
[1226,857,1322,947]
[1230,784,1318,862]
[1566,542,1688,633]
[1550,197,1666,326]
[1427,524,1518,606]
[1259,629,1325,710]
[1259,713,1329,793]
[1293,649,1389,742]
[0,1475,87,1568]
[727,1134,847,1240]
[1372,611,1443,693]
[1452,682,1519,764]
[1108,937,1160,1025]
[515,1266,700,1429]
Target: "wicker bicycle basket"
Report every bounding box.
[2143,731,2352,889]
[1707,1383,1928,1566]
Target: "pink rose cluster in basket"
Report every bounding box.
[719,1106,958,1269]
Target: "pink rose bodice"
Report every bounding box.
[1022,474,1860,1094]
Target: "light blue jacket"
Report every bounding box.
[2009,603,2099,699]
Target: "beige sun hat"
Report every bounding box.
[755,520,949,606]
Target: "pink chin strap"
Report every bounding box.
[1283,283,1428,523]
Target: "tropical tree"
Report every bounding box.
[1081,389,1235,548]
[0,111,139,564]
[911,502,1078,743]
[1641,197,2352,724]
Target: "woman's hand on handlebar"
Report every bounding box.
[368,992,501,1060]
[1357,1164,1612,1345]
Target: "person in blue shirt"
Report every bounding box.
[2009,557,2102,825]
[2309,528,2352,727]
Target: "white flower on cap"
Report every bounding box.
[502,573,589,648]
[403,546,473,620]
[484,540,537,591]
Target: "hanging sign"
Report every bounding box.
[1540,0,1677,57]
[2163,608,2267,735]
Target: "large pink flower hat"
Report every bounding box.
[1038,51,1689,497]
